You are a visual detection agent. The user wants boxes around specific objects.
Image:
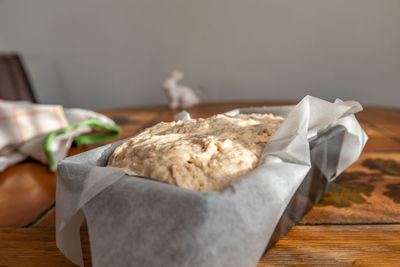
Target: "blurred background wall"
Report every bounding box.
[0,0,399,109]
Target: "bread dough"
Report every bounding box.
[107,113,284,192]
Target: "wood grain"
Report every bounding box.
[356,106,400,141]
[259,225,400,267]
[0,225,399,266]
[0,161,56,227]
[0,227,91,267]
[301,152,400,224]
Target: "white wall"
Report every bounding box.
[0,0,399,109]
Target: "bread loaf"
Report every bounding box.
[107,113,284,192]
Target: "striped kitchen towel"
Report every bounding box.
[0,100,69,153]
[0,100,120,172]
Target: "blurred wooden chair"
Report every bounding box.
[0,53,36,102]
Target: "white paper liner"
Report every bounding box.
[56,95,367,267]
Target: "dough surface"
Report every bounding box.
[107,113,284,192]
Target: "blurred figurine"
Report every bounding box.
[162,70,199,109]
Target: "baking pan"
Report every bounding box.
[56,97,366,267]
[265,124,346,252]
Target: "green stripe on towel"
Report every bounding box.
[44,119,120,171]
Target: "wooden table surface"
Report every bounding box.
[0,102,399,266]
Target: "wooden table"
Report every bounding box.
[0,102,399,266]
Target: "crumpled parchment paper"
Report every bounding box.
[56,95,367,267]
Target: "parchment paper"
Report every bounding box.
[56,95,367,267]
